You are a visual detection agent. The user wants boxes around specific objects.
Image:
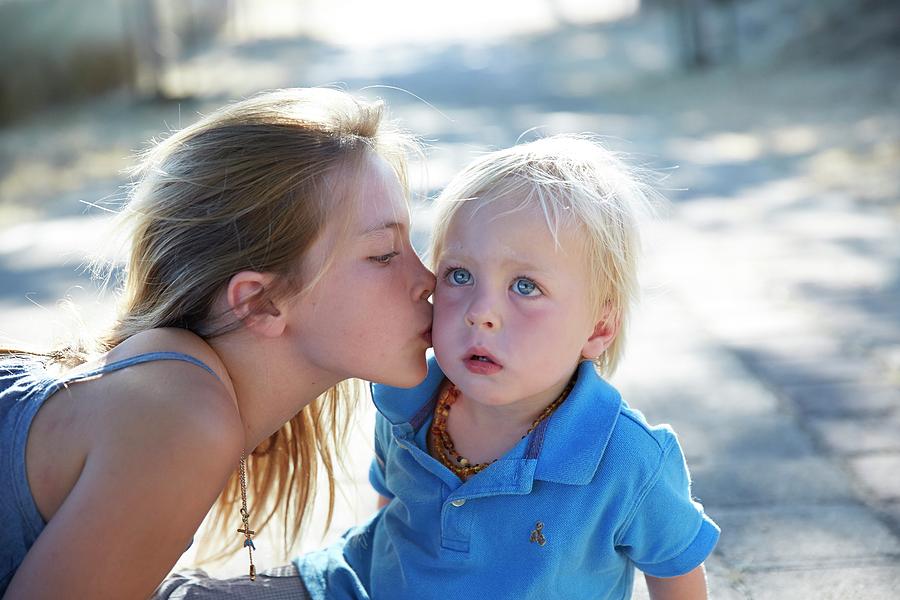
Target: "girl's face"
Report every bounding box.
[432,200,601,411]
[287,154,434,388]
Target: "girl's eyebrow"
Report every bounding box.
[360,221,407,237]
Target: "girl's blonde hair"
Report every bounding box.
[429,135,654,376]
[81,87,413,557]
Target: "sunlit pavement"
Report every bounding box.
[2,2,899,597]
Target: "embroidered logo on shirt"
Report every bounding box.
[530,521,546,546]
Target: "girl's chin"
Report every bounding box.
[386,359,428,388]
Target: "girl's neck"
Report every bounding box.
[209,330,342,452]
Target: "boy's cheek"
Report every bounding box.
[431,311,461,357]
[432,289,460,317]
[430,314,454,345]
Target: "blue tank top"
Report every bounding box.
[0,351,220,593]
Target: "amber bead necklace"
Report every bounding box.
[429,377,575,480]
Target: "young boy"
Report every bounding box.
[293,135,719,599]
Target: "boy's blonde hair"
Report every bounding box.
[429,135,653,376]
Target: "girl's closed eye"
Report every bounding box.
[443,266,473,286]
[512,277,542,297]
[369,251,399,264]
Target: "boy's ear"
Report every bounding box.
[225,271,286,338]
[581,311,619,360]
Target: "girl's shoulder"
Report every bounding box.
[93,328,242,449]
[26,328,243,523]
[102,328,230,382]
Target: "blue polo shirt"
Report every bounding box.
[295,358,719,600]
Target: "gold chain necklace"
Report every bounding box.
[429,377,575,480]
[237,452,256,581]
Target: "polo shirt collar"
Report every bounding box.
[371,357,622,487]
[532,360,622,485]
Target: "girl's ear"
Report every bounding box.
[581,311,619,360]
[225,271,286,338]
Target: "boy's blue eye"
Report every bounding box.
[513,277,541,297]
[447,268,472,286]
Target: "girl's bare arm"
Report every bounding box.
[5,372,243,600]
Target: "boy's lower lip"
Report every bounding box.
[421,329,432,345]
[463,358,502,375]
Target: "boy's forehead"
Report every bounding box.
[445,195,576,241]
[442,203,587,262]
[445,197,528,236]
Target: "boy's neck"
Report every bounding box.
[442,376,573,466]
[455,392,548,433]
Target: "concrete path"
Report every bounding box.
[1,4,898,598]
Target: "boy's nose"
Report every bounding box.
[465,304,499,330]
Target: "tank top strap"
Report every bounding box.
[62,351,223,386]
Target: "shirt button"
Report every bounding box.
[450,498,466,507]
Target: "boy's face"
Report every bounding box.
[432,199,604,410]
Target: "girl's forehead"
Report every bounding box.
[351,154,408,225]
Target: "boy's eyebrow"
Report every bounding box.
[439,250,553,274]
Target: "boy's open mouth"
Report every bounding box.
[463,349,503,374]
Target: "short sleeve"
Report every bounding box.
[617,434,720,578]
[367,412,393,499]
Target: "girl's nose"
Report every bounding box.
[411,253,435,301]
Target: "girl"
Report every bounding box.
[0,88,435,599]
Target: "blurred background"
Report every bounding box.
[1,0,899,597]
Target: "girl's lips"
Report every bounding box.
[421,329,432,346]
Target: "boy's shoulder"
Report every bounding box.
[557,361,683,489]
[596,395,686,494]
[614,401,680,454]
[568,359,680,459]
